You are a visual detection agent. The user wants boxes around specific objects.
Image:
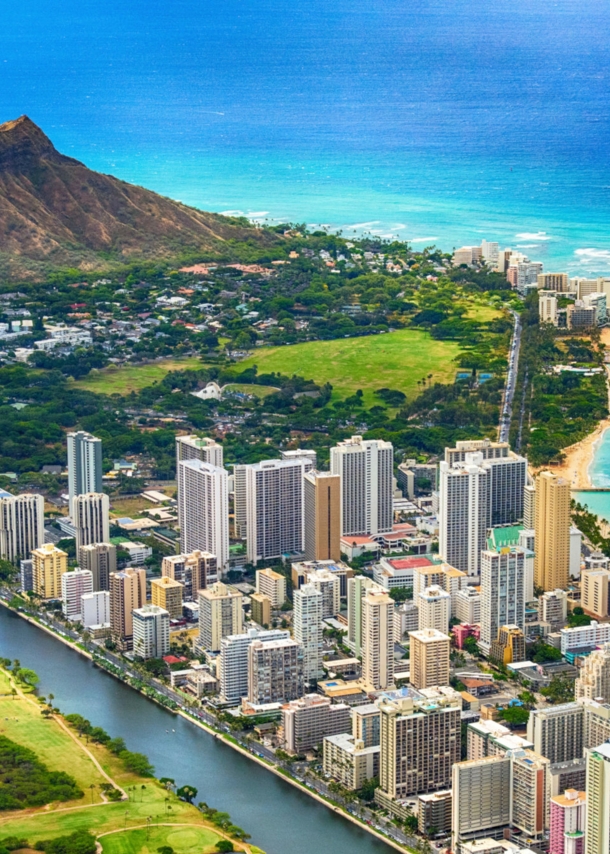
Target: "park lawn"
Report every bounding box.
[72,358,205,395]
[465,301,504,322]
[110,497,153,518]
[237,328,463,405]
[99,824,221,854]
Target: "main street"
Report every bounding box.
[499,310,522,443]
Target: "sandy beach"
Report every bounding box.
[548,328,610,488]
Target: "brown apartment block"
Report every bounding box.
[303,470,341,562]
[109,567,146,651]
[534,471,570,592]
[151,575,184,619]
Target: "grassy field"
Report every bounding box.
[0,668,229,854]
[73,359,205,395]
[237,328,463,404]
[109,497,154,518]
[224,383,279,398]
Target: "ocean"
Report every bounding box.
[2,0,610,271]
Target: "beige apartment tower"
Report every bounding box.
[151,576,184,619]
[409,628,451,690]
[78,542,116,591]
[250,592,272,627]
[581,568,610,619]
[361,588,395,690]
[378,693,460,803]
[535,471,571,591]
[198,582,243,651]
[162,551,217,601]
[32,543,68,600]
[576,643,610,704]
[109,568,146,651]
[303,470,341,561]
[537,272,569,292]
[452,755,512,851]
[255,567,286,608]
[0,493,45,562]
[71,492,110,551]
[586,742,610,854]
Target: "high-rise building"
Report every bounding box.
[250,592,272,627]
[479,548,525,655]
[550,789,586,854]
[151,576,184,619]
[455,587,481,624]
[490,625,526,666]
[418,585,451,634]
[248,637,304,704]
[81,590,110,628]
[67,431,102,503]
[527,703,585,764]
[443,441,526,526]
[161,551,217,600]
[72,492,109,550]
[245,459,305,563]
[109,568,146,651]
[535,471,571,592]
[0,493,44,561]
[540,589,570,632]
[293,582,324,686]
[32,543,68,599]
[303,470,341,561]
[330,435,393,536]
[438,452,490,578]
[583,699,610,752]
[19,558,33,594]
[176,434,223,468]
[511,749,550,839]
[280,449,316,471]
[347,575,384,656]
[177,459,229,570]
[198,582,243,652]
[378,693,460,806]
[586,742,610,854]
[581,569,610,619]
[255,567,287,607]
[61,568,93,620]
[233,463,248,540]
[576,644,610,704]
[281,694,350,753]
[293,559,353,596]
[78,543,116,591]
[524,484,536,529]
[352,703,381,747]
[361,588,395,690]
[132,604,170,660]
[219,628,289,703]
[409,628,451,689]
[307,567,340,618]
[452,755,512,851]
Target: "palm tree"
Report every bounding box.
[89,784,96,804]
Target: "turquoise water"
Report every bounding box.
[2,0,610,271]
[575,429,610,522]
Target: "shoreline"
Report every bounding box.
[0,599,408,854]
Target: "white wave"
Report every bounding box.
[220,209,244,216]
[247,211,270,218]
[516,231,552,240]
[574,248,610,263]
[516,244,541,249]
[408,236,439,243]
[344,221,381,229]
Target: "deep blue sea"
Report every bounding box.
[2,0,610,272]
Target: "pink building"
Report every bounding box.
[549,790,586,854]
[452,623,480,650]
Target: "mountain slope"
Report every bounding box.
[0,116,278,278]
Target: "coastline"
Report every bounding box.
[0,599,409,854]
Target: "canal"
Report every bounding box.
[0,607,392,854]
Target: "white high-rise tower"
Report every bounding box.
[177,459,229,571]
[330,435,393,536]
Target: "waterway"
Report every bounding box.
[0,607,390,854]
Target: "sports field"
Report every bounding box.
[0,667,231,854]
[238,328,463,404]
[73,358,205,395]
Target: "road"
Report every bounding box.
[499,310,522,443]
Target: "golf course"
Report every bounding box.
[0,666,248,854]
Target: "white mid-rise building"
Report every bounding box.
[177,459,229,570]
[81,590,110,628]
[176,435,223,468]
[132,604,170,660]
[219,628,290,704]
[330,435,393,537]
[418,584,451,634]
[61,568,93,620]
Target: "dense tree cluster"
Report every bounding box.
[0,736,83,809]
